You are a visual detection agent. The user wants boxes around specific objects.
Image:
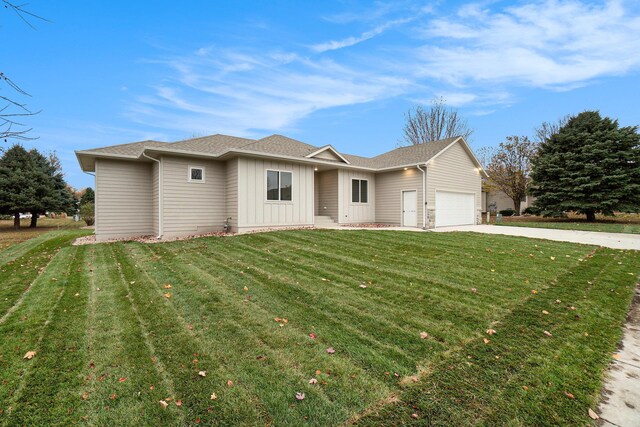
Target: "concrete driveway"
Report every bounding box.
[431,224,640,250]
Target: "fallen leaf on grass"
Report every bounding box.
[411,413,419,419]
[198,371,206,377]
[531,289,538,294]
[486,329,496,335]
[543,331,553,337]
[309,378,318,384]
[110,393,117,400]
[210,392,217,400]
[564,391,575,399]
[419,332,429,339]
[588,408,599,420]
[227,380,234,387]
[175,400,182,407]
[295,392,305,400]
[23,351,36,360]
[243,286,249,291]
[359,284,367,289]
[74,293,80,297]
[164,293,171,299]
[612,354,620,359]
[550,256,556,261]
[315,370,322,375]
[542,310,549,315]
[522,386,529,391]
[483,338,490,344]
[81,391,90,400]
[159,400,169,409]
[326,347,336,354]
[309,333,317,340]
[118,377,127,382]
[470,288,477,293]
[163,284,172,289]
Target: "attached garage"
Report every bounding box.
[435,191,475,227]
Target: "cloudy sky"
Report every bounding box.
[4,0,640,188]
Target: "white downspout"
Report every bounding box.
[416,163,427,229]
[142,152,163,239]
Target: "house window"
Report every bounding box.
[351,179,368,203]
[267,170,292,201]
[189,166,205,182]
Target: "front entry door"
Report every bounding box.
[402,190,417,227]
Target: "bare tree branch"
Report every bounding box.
[1,1,48,142]
[400,97,473,146]
[534,114,570,144]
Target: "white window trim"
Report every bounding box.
[265,169,294,203]
[188,165,205,183]
[351,178,369,204]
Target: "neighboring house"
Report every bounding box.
[482,189,536,214]
[76,134,487,242]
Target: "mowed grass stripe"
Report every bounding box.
[356,248,640,426]
[0,247,79,420]
[110,244,269,425]
[202,233,542,347]
[2,245,87,426]
[278,229,586,301]
[0,231,82,317]
[79,244,180,426]
[129,243,389,426]
[169,241,427,373]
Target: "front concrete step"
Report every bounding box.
[314,215,338,228]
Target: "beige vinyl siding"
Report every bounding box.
[338,169,375,224]
[485,190,536,213]
[94,159,153,241]
[151,161,159,235]
[311,150,343,161]
[237,157,313,229]
[427,141,482,210]
[375,168,423,226]
[161,156,226,237]
[316,169,338,221]
[226,159,239,232]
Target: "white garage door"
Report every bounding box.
[435,191,475,227]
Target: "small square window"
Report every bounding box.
[189,167,205,182]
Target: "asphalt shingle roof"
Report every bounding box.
[78,133,464,170]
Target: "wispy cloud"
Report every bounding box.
[311,17,414,53]
[417,0,640,88]
[125,0,640,138]
[127,49,411,136]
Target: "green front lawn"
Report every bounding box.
[496,220,640,234]
[0,229,638,426]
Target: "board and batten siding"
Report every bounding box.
[161,156,227,237]
[95,158,154,242]
[375,168,423,226]
[237,157,313,230]
[316,169,338,221]
[337,169,375,224]
[225,158,239,232]
[427,141,482,211]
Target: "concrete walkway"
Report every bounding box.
[597,286,640,427]
[430,224,640,250]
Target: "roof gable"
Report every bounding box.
[305,145,351,164]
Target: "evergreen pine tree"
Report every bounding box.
[530,111,640,221]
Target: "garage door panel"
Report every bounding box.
[435,191,475,227]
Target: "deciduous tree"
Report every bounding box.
[401,98,473,145]
[484,136,537,214]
